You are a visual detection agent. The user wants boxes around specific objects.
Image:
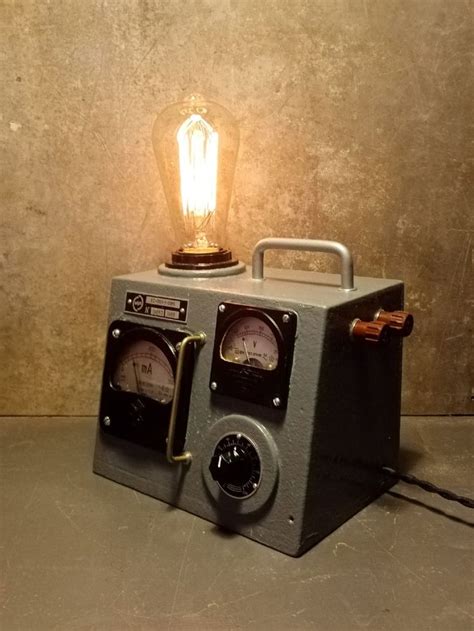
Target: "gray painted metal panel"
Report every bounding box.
[94,267,404,556]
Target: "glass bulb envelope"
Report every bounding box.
[153,94,239,265]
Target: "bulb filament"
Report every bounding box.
[177,114,219,249]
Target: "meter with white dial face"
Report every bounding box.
[220,317,278,371]
[112,339,175,404]
[210,304,297,409]
[100,321,194,454]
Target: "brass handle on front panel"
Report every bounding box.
[166,331,206,465]
[251,237,356,291]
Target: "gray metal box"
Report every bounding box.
[94,246,405,556]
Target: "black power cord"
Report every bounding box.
[382,467,474,509]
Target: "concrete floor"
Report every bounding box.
[1,416,473,631]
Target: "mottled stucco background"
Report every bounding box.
[1,0,472,415]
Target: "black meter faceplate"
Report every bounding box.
[99,320,194,454]
[209,303,297,409]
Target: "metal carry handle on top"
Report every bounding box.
[251,237,356,291]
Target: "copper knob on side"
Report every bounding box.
[351,319,389,343]
[375,310,414,337]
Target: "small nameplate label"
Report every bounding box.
[124,291,188,323]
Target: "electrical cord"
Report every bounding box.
[382,466,474,509]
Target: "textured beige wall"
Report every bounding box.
[1,0,472,415]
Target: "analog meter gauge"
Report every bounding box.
[220,317,279,371]
[210,304,297,408]
[112,339,175,404]
[99,320,195,453]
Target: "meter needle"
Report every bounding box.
[132,360,141,393]
[242,338,251,364]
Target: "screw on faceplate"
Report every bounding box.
[112,328,121,339]
[210,381,218,391]
[282,313,290,323]
[218,304,226,313]
[273,397,281,408]
[180,307,185,314]
[103,416,111,426]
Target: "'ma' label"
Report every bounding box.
[124,291,188,323]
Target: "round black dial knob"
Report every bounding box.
[209,433,261,499]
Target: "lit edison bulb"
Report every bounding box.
[153,95,240,272]
[177,113,219,250]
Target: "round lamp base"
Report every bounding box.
[168,248,237,270]
[159,248,246,278]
